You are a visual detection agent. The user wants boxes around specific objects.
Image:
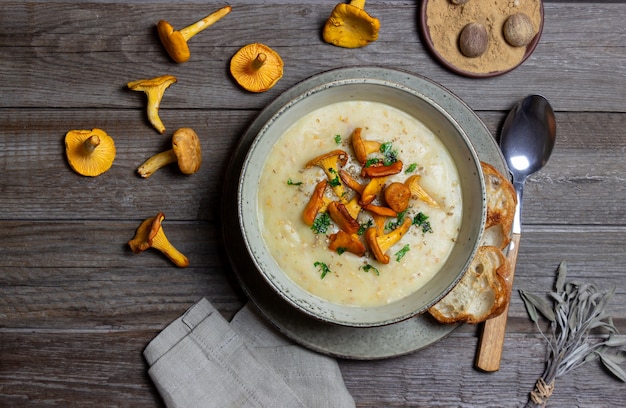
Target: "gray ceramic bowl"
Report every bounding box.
[238,68,486,327]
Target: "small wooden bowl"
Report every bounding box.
[419,0,544,78]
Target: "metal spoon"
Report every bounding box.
[475,94,556,372]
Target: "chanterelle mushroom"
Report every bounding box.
[323,0,380,48]
[351,127,381,165]
[303,180,330,226]
[230,43,284,93]
[405,174,440,208]
[329,230,366,257]
[65,128,116,176]
[158,6,232,63]
[128,212,189,268]
[327,201,360,234]
[383,182,411,213]
[305,150,349,203]
[365,217,412,264]
[137,128,202,178]
[127,75,177,134]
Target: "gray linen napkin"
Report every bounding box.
[144,298,356,408]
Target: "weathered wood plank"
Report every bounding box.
[0,2,624,112]
[1,330,623,407]
[1,2,625,407]
[0,109,256,222]
[0,330,165,407]
[1,222,624,330]
[1,110,623,225]
[341,333,626,407]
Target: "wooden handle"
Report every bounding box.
[475,233,521,372]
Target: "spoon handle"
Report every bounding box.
[475,232,521,372]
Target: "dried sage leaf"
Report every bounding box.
[600,353,626,382]
[524,261,625,407]
[555,261,567,292]
[520,290,556,322]
[520,290,539,322]
[605,334,626,347]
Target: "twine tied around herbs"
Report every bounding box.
[528,378,554,407]
[520,261,626,408]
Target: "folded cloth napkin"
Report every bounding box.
[144,298,356,408]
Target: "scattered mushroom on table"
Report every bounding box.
[64,128,116,177]
[230,43,284,92]
[157,6,232,63]
[323,0,380,48]
[127,75,177,134]
[137,127,202,178]
[128,212,189,268]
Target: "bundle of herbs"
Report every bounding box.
[521,261,626,407]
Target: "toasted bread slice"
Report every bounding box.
[428,246,510,324]
[480,224,508,250]
[481,162,517,250]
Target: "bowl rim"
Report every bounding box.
[236,67,488,327]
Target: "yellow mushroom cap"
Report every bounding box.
[230,43,284,93]
[323,1,380,48]
[128,212,189,268]
[157,6,232,64]
[172,127,202,175]
[65,128,116,177]
[157,20,190,63]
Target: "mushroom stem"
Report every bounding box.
[149,223,189,268]
[146,95,166,134]
[179,5,232,41]
[128,213,189,268]
[251,53,267,71]
[137,149,178,178]
[127,75,177,134]
[350,0,366,9]
[82,135,101,153]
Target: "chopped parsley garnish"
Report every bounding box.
[386,210,407,230]
[380,142,398,165]
[362,264,380,276]
[327,168,341,187]
[413,212,433,233]
[336,247,347,255]
[405,163,418,173]
[314,261,332,279]
[395,244,410,262]
[357,219,373,235]
[334,134,342,145]
[311,212,331,234]
[364,158,380,168]
[287,178,302,186]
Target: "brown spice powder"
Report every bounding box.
[425,0,542,75]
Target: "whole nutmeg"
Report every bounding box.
[503,13,535,47]
[459,22,488,58]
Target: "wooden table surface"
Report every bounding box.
[1,1,624,406]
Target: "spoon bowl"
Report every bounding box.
[476,94,556,372]
[500,95,556,234]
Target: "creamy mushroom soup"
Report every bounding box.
[258,101,462,307]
